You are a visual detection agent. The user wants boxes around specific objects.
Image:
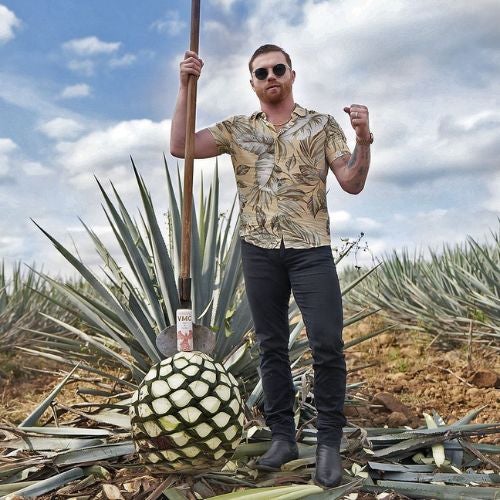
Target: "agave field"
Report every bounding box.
[343,227,500,347]
[0,160,498,499]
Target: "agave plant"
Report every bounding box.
[343,225,500,345]
[0,261,80,356]
[0,157,398,498]
[23,158,381,397]
[25,159,247,380]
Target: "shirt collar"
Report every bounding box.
[252,103,306,121]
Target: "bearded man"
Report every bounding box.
[170,44,372,488]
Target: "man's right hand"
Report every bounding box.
[180,50,204,88]
[171,50,218,159]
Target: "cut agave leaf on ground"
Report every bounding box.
[452,405,489,426]
[281,456,316,471]
[372,435,450,458]
[0,481,39,495]
[19,363,80,427]
[1,437,105,451]
[432,409,464,467]
[368,423,500,443]
[368,462,436,472]
[305,479,364,500]
[53,442,136,466]
[364,480,500,499]
[372,471,499,484]
[74,410,131,429]
[423,412,446,466]
[208,484,324,499]
[15,427,112,437]
[3,467,85,500]
[163,487,191,500]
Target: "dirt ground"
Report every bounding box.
[1,318,498,438]
[0,319,498,499]
[343,317,499,442]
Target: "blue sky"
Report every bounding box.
[1,0,499,278]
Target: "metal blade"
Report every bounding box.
[156,324,216,357]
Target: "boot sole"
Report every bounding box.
[313,477,342,489]
[255,463,282,472]
[254,454,299,472]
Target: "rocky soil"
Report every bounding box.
[344,319,499,442]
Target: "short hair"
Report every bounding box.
[248,44,292,73]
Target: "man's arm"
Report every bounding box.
[170,51,219,159]
[330,144,371,194]
[330,104,372,194]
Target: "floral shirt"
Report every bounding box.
[208,104,350,249]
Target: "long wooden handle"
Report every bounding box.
[179,0,201,305]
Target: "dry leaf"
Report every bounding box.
[102,483,124,500]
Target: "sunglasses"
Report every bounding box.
[252,63,290,80]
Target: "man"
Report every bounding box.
[171,44,372,488]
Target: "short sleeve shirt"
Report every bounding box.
[208,104,350,249]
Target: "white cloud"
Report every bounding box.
[194,0,500,196]
[109,53,137,68]
[331,210,351,223]
[356,217,382,230]
[209,0,239,12]
[39,117,86,140]
[21,161,52,176]
[0,234,24,256]
[0,137,17,176]
[0,4,21,44]
[0,137,53,179]
[67,59,95,76]
[60,83,91,99]
[55,119,171,192]
[0,137,17,154]
[483,172,500,212]
[151,10,186,36]
[3,0,500,278]
[62,36,121,56]
[0,72,73,117]
[330,209,383,240]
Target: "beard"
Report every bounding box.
[255,79,293,105]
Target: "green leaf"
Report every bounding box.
[19,364,80,427]
[367,480,500,499]
[53,441,136,466]
[3,468,85,499]
[208,484,324,499]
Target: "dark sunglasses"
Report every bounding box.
[252,63,290,80]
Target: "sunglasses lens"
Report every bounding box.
[273,64,287,77]
[253,64,288,80]
[254,68,268,80]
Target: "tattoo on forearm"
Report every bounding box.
[347,147,358,169]
[347,145,370,170]
[344,144,370,192]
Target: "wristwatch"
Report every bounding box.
[356,132,374,146]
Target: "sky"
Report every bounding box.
[1,0,499,279]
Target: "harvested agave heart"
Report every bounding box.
[130,351,244,470]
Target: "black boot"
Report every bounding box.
[314,444,343,488]
[255,440,298,471]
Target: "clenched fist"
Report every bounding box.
[344,104,370,142]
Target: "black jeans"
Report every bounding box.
[241,239,346,446]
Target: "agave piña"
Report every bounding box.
[130,351,244,469]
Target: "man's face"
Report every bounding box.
[250,51,295,105]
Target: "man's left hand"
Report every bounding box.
[344,104,370,141]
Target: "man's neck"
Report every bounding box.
[260,96,295,124]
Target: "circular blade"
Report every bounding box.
[156,324,216,358]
